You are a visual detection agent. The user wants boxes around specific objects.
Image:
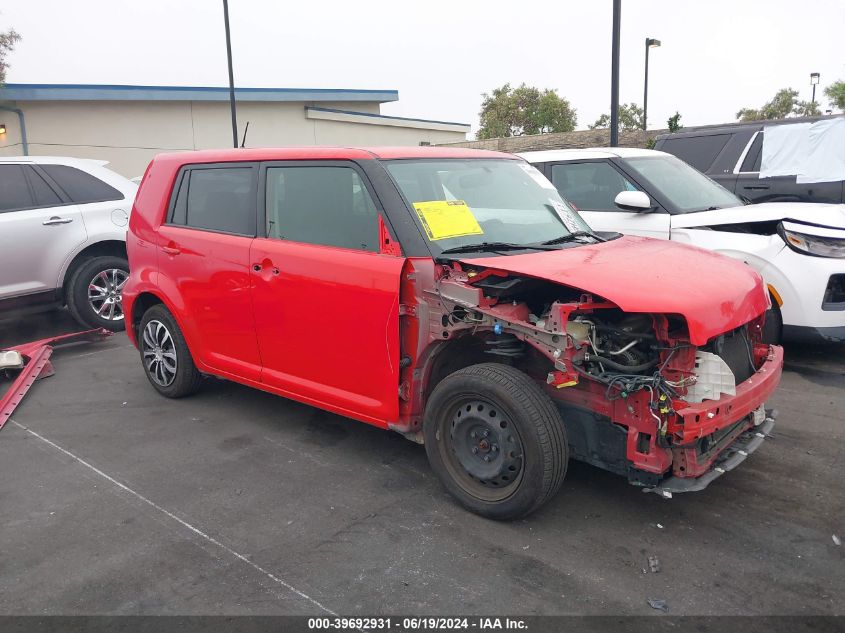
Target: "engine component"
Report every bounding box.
[684,351,737,403]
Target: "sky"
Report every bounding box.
[1,0,843,136]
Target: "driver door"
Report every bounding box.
[547,160,670,240]
[250,162,405,426]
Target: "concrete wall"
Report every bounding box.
[0,100,467,177]
[440,128,668,153]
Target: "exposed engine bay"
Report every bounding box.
[397,259,780,492]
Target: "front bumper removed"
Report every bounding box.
[645,409,777,498]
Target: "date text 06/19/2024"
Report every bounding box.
[308,617,528,631]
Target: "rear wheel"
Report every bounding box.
[66,255,129,331]
[139,304,203,398]
[423,363,568,520]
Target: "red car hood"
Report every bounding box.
[464,236,768,345]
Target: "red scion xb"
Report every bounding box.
[122,147,783,519]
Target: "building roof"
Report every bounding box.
[305,107,470,132]
[0,83,399,103]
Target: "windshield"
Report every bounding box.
[621,155,744,213]
[384,159,592,255]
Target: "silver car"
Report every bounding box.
[0,156,138,331]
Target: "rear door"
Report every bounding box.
[734,131,843,204]
[0,163,86,300]
[250,161,405,425]
[156,164,262,380]
[547,160,671,239]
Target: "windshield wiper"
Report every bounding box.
[540,231,606,246]
[689,206,723,212]
[438,241,560,255]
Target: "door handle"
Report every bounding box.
[252,263,280,275]
[162,245,181,255]
[743,185,770,190]
[43,216,74,225]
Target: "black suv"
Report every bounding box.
[654,116,844,205]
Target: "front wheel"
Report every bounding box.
[423,363,568,520]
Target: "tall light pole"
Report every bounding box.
[223,0,238,149]
[609,0,621,147]
[643,37,661,130]
[810,72,820,105]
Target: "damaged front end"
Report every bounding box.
[398,259,783,496]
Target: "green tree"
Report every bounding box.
[590,103,645,131]
[736,88,819,122]
[667,111,682,133]
[0,28,20,85]
[477,83,576,139]
[824,80,845,111]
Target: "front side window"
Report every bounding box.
[171,167,256,235]
[265,166,380,252]
[621,155,744,213]
[551,162,639,211]
[385,159,590,256]
[40,164,123,204]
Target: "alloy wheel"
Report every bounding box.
[88,268,128,322]
[142,320,178,387]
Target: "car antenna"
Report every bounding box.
[240,121,250,148]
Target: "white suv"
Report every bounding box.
[0,156,138,331]
[521,148,845,344]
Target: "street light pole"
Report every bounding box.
[223,0,238,149]
[810,72,820,105]
[643,38,661,130]
[610,0,621,147]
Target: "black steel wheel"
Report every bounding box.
[443,398,525,501]
[424,363,568,519]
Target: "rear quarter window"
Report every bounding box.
[40,164,123,204]
[658,134,731,172]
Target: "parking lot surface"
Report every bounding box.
[1,310,843,616]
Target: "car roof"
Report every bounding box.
[654,114,843,140]
[0,155,111,168]
[151,146,518,167]
[518,147,668,162]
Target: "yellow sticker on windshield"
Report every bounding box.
[412,200,484,241]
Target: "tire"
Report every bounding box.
[423,363,568,520]
[138,304,203,398]
[66,255,129,332]
[762,298,783,345]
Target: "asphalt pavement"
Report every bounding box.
[0,309,842,616]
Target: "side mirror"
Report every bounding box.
[614,190,653,212]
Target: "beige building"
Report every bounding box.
[0,83,470,177]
